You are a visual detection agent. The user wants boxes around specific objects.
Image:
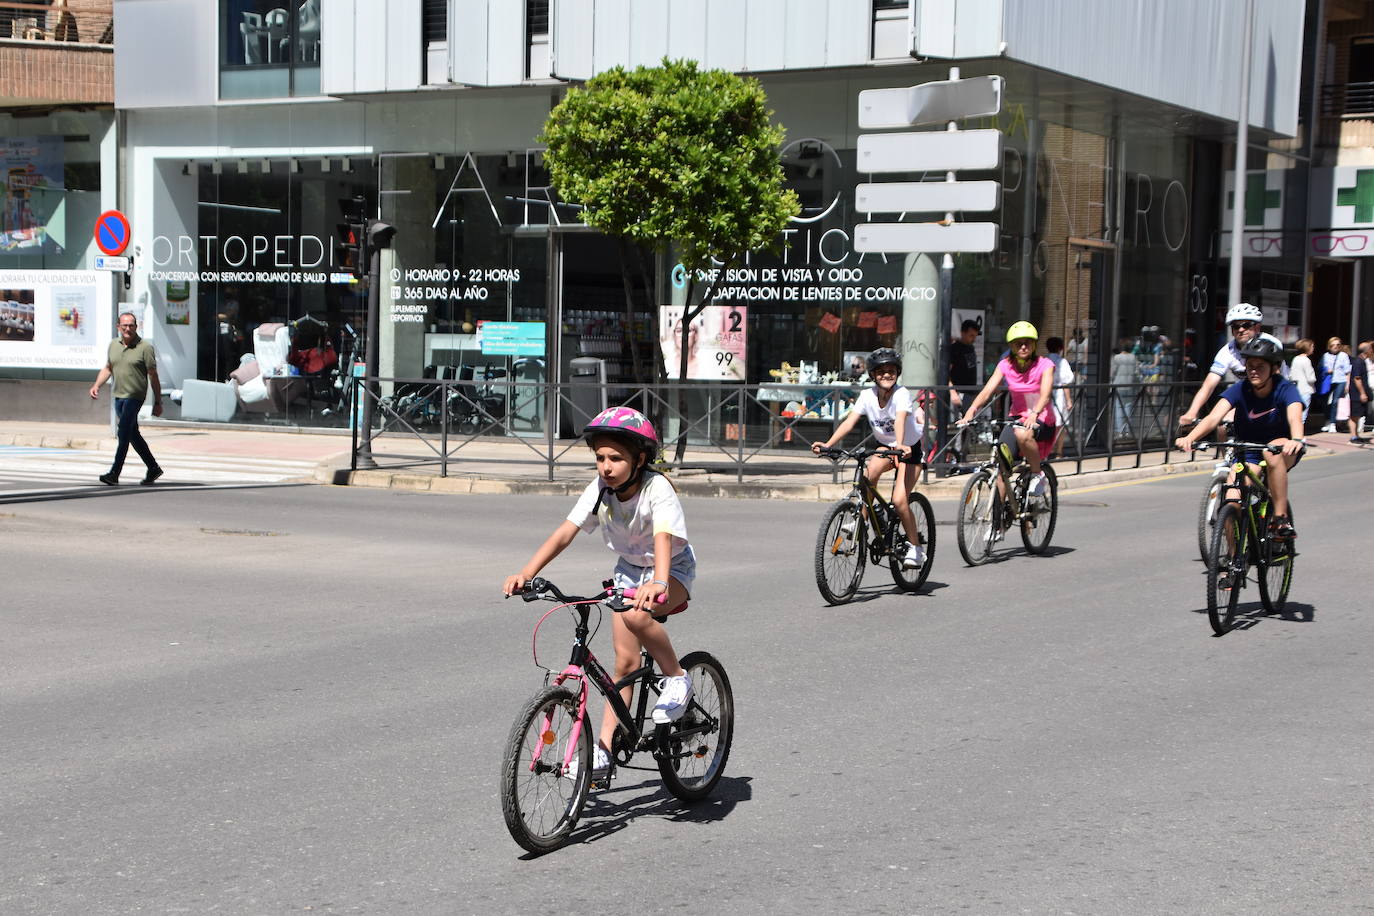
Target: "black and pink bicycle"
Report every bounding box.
[499,577,734,854]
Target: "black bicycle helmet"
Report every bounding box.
[1238,336,1283,365]
[866,347,902,374]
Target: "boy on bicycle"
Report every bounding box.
[504,406,694,780]
[811,347,927,569]
[1175,337,1304,539]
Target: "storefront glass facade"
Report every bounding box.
[136,66,1223,436]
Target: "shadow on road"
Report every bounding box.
[522,774,754,856]
[0,481,311,506]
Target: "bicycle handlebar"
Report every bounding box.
[814,445,913,462]
[508,576,665,606]
[1193,440,1301,455]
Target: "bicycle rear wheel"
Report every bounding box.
[889,491,936,591]
[499,685,591,854]
[1258,505,1296,613]
[956,470,998,566]
[1207,504,1246,635]
[1020,465,1058,554]
[1197,476,1224,563]
[656,651,734,801]
[814,498,866,604]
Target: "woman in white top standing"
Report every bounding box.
[1289,338,1317,424]
[812,347,927,569]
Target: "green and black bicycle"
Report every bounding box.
[1195,440,1301,635]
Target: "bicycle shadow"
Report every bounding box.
[1194,600,1316,634]
[550,774,754,851]
[838,579,952,605]
[966,543,1075,566]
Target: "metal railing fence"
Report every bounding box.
[349,376,1207,482]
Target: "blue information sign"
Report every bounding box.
[478,321,545,356]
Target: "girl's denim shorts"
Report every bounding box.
[611,544,696,598]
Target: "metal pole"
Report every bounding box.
[933,65,959,476]
[1227,0,1255,309]
[354,244,381,470]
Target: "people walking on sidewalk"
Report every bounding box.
[1290,338,1317,425]
[1320,337,1352,435]
[89,312,164,486]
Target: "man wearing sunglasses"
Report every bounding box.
[1179,302,1287,430]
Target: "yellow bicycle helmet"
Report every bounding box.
[1005,320,1038,343]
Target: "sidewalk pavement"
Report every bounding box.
[1,419,1364,502]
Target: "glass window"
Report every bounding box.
[220,0,322,100]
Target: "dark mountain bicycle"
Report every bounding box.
[499,578,733,854]
[953,419,1058,566]
[1194,440,1301,635]
[812,446,936,604]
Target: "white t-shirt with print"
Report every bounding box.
[1208,332,1289,379]
[567,472,690,567]
[853,385,923,446]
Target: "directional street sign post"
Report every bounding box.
[853,69,1004,473]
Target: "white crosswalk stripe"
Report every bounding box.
[0,447,321,494]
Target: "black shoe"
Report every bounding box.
[98,473,119,486]
[1269,515,1296,540]
[140,467,164,486]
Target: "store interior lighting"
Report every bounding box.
[320,158,331,172]
[236,159,248,174]
[260,159,271,173]
[341,157,352,172]
[211,160,222,175]
[434,154,445,169]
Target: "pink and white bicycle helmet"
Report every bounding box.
[583,406,659,457]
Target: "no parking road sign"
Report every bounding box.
[94,210,131,256]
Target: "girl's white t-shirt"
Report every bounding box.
[567,472,689,567]
[854,385,922,446]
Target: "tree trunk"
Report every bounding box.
[616,239,646,384]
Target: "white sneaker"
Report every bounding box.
[902,543,925,569]
[652,674,694,724]
[1322,423,1336,433]
[567,745,612,781]
[1028,472,1047,498]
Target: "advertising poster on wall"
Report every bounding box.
[0,270,114,369]
[1,136,64,252]
[659,305,748,381]
[165,280,191,325]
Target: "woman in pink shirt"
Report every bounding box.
[957,321,1056,498]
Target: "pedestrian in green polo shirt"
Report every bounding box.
[89,311,164,486]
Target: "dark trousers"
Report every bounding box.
[110,397,158,478]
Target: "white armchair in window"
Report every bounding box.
[265,7,290,63]
[240,11,265,64]
[296,0,320,62]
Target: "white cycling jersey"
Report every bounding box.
[1207,332,1289,381]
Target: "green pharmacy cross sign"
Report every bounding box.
[1336,169,1374,224]
[1227,172,1282,227]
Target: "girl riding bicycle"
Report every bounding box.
[503,406,695,780]
[957,321,1056,499]
[1175,337,1304,539]
[811,347,927,569]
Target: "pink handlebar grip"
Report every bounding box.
[621,587,667,604]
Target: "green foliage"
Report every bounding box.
[540,59,799,272]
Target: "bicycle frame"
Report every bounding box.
[526,587,714,776]
[827,447,911,558]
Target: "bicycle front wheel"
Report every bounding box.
[814,498,866,604]
[1207,504,1246,635]
[656,651,734,801]
[889,491,936,591]
[1020,465,1058,554]
[1197,476,1224,563]
[1258,505,1296,614]
[956,470,998,566]
[499,685,591,854]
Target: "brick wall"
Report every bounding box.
[0,0,113,105]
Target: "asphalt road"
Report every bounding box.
[2,451,1371,914]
